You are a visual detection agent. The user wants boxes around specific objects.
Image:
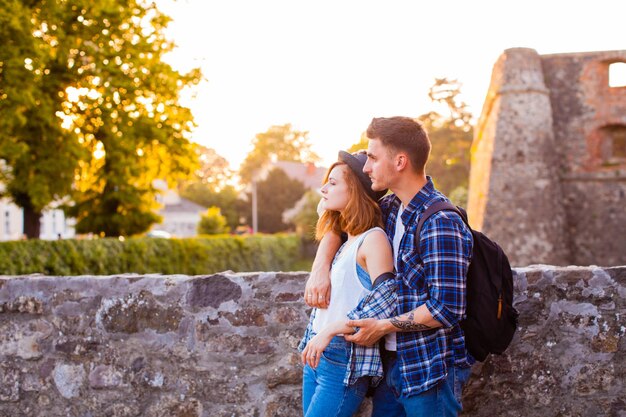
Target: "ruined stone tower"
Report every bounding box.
[468,48,626,266]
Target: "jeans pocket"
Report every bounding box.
[321,347,349,367]
[453,366,471,401]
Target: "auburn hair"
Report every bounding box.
[315,162,383,240]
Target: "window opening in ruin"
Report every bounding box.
[600,125,626,166]
[608,62,626,88]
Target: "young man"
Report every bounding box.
[304,116,474,417]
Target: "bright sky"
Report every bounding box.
[156,0,625,170]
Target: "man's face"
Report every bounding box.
[364,138,396,191]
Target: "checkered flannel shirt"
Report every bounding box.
[380,177,474,396]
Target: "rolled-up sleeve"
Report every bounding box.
[420,213,473,328]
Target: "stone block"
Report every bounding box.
[52,363,85,399]
[88,364,124,388]
[0,366,19,402]
[97,290,183,334]
[186,275,242,309]
[219,306,266,327]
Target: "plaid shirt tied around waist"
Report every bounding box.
[299,278,397,386]
[380,177,474,397]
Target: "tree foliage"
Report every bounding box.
[179,145,244,229]
[239,124,320,184]
[426,78,473,131]
[347,132,369,154]
[192,144,233,191]
[418,78,473,201]
[0,0,87,237]
[245,168,307,233]
[0,0,201,237]
[180,182,244,229]
[289,190,321,240]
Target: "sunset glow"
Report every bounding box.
[156,0,626,169]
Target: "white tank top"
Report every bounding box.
[312,227,383,334]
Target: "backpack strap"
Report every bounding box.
[372,271,396,288]
[416,201,469,238]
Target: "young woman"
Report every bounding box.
[299,150,397,417]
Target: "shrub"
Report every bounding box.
[0,234,302,275]
[197,206,230,235]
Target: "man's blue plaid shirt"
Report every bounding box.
[381,177,474,396]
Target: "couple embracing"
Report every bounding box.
[299,116,474,417]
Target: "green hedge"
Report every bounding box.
[0,234,302,275]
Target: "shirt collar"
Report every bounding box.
[400,176,436,226]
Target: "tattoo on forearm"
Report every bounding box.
[390,312,432,332]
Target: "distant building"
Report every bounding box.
[273,161,327,190]
[468,48,626,266]
[0,178,204,240]
[152,180,204,238]
[0,197,75,241]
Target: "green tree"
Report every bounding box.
[180,182,243,229]
[0,0,87,238]
[289,190,321,240]
[239,124,320,184]
[427,78,473,131]
[418,78,473,198]
[0,0,201,237]
[347,132,369,153]
[192,144,233,191]
[179,145,243,229]
[197,206,230,235]
[245,168,307,233]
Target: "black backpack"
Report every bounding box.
[416,201,518,362]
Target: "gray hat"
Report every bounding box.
[338,150,387,201]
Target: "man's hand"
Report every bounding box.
[304,231,341,308]
[344,318,392,347]
[304,267,331,308]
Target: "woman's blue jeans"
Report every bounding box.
[302,336,370,417]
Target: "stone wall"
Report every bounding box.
[468,47,626,267]
[467,48,569,266]
[1,266,624,416]
[541,50,626,266]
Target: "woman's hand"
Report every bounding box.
[301,332,332,369]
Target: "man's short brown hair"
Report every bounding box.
[366,116,431,173]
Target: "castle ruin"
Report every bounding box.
[468,48,626,266]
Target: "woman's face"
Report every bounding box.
[319,165,350,212]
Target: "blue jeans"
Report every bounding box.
[302,336,370,417]
[371,350,472,417]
